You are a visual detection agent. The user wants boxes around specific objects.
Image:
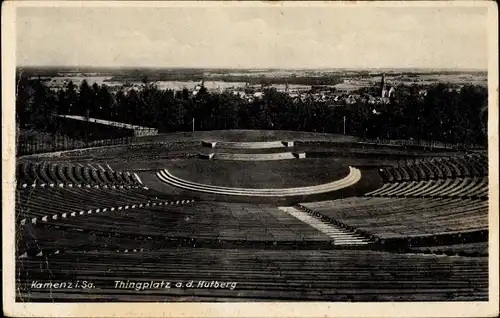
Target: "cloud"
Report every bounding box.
[16,6,489,69]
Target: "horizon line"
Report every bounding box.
[16,66,488,72]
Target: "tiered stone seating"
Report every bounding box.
[392,167,403,182]
[424,179,458,196]
[157,166,361,197]
[49,163,65,184]
[368,177,487,198]
[16,248,487,301]
[18,202,333,256]
[410,242,488,256]
[465,158,482,176]
[18,226,161,256]
[378,168,394,183]
[433,158,454,178]
[16,186,188,226]
[446,177,488,197]
[37,162,53,185]
[299,197,488,240]
[420,161,435,180]
[23,162,37,184]
[17,161,143,189]
[451,160,464,177]
[404,164,420,181]
[466,155,487,177]
[476,155,488,174]
[397,165,411,181]
[414,162,428,180]
[450,157,471,177]
[62,165,80,184]
[372,156,488,199]
[426,160,444,179]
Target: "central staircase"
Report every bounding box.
[212,152,296,161]
[203,140,292,149]
[278,206,371,246]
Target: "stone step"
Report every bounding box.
[212,152,296,161]
[203,141,293,149]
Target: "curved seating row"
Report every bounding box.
[366,177,488,198]
[17,162,142,188]
[380,155,488,183]
[18,201,334,257]
[298,197,488,240]
[18,227,162,256]
[410,242,488,257]
[16,247,487,301]
[16,186,188,225]
[156,166,361,197]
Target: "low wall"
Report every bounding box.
[133,128,158,137]
[55,116,158,140]
[55,117,134,141]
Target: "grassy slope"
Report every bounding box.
[20,129,466,165]
[29,142,465,171]
[131,130,361,143]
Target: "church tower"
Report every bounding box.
[380,73,387,98]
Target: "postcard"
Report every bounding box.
[2,1,498,317]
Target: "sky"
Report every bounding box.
[16,4,490,70]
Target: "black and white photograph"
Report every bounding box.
[2,1,499,317]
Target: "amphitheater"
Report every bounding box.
[15,130,489,302]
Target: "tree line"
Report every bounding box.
[16,76,488,146]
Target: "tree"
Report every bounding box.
[77,80,93,117]
[29,79,57,131]
[64,81,78,115]
[15,74,34,128]
[95,84,115,120]
[159,92,188,132]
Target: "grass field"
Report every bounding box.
[164,159,350,188]
[138,166,381,205]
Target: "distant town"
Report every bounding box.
[20,67,487,107]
